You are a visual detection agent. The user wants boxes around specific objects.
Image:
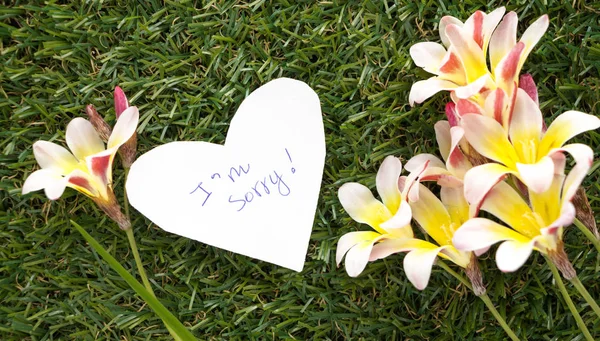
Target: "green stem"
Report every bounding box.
[71,220,196,341]
[479,293,520,341]
[437,262,520,341]
[123,168,184,341]
[126,228,154,296]
[570,276,600,321]
[574,219,600,254]
[546,258,594,341]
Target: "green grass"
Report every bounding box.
[2,0,600,339]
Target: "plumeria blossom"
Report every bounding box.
[337,156,424,277]
[461,88,600,215]
[369,180,484,293]
[22,106,139,230]
[409,7,549,110]
[453,153,589,278]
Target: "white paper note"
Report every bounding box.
[126,78,325,271]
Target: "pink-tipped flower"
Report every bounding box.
[337,156,419,277]
[409,8,549,108]
[23,107,140,230]
[453,153,588,279]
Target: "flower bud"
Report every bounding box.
[85,105,111,141]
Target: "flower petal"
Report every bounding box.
[453,74,490,99]
[410,42,447,74]
[107,106,139,150]
[556,144,594,203]
[336,231,381,266]
[546,202,575,235]
[86,149,115,189]
[519,73,538,105]
[480,7,506,55]
[32,140,78,173]
[440,16,464,47]
[495,240,535,272]
[409,184,453,246]
[380,200,413,232]
[447,126,471,176]
[453,218,529,251]
[114,86,130,118]
[409,78,458,106]
[345,237,384,277]
[489,11,517,71]
[376,156,403,213]
[66,118,105,161]
[440,186,469,226]
[493,41,525,97]
[463,163,514,217]
[509,89,543,163]
[338,182,390,233]
[483,88,509,127]
[517,15,549,75]
[455,99,483,116]
[402,159,429,202]
[461,114,518,166]
[405,153,445,172]
[538,111,600,157]
[434,121,452,162]
[22,168,67,200]
[369,238,432,261]
[65,168,101,198]
[404,245,446,290]
[445,24,488,82]
[480,181,538,237]
[516,156,555,193]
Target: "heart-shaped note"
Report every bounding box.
[126,78,325,271]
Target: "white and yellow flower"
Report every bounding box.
[453,153,588,275]
[461,88,599,214]
[370,182,477,291]
[337,156,419,277]
[22,107,139,229]
[409,7,548,109]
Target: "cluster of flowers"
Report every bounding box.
[337,7,600,340]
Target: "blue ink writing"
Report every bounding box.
[269,170,290,196]
[285,148,296,174]
[228,164,251,182]
[192,148,297,211]
[228,195,246,211]
[190,182,212,206]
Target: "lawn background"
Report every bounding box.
[2,0,600,340]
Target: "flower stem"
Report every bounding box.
[546,258,594,341]
[478,293,520,341]
[437,262,520,341]
[574,218,600,253]
[71,220,196,341]
[570,276,600,321]
[126,228,154,296]
[122,168,185,341]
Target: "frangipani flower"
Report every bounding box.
[461,88,600,214]
[22,106,140,230]
[370,181,483,293]
[87,86,138,168]
[453,153,589,278]
[337,156,420,277]
[409,7,549,108]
